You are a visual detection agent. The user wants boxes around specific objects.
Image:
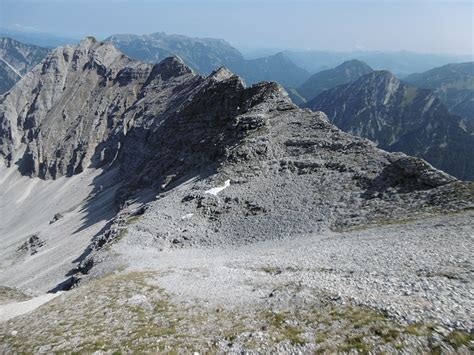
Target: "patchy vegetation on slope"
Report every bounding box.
[1,271,472,353]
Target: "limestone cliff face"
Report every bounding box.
[0,38,472,228]
[0,37,293,181]
[1,36,473,263]
[0,37,155,178]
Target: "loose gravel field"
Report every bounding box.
[1,211,472,353]
[115,210,474,332]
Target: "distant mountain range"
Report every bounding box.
[0,27,78,48]
[0,34,472,182]
[107,33,310,87]
[285,50,473,76]
[106,33,243,74]
[404,63,474,122]
[297,60,374,102]
[0,37,50,94]
[306,70,474,180]
[1,27,471,89]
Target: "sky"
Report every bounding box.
[0,0,472,56]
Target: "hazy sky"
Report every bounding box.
[1,0,472,55]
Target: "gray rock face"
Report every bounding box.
[0,38,472,241]
[17,234,45,256]
[115,105,470,248]
[0,37,49,94]
[0,37,155,178]
[306,70,474,180]
[0,37,473,297]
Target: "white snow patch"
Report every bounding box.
[204,180,231,196]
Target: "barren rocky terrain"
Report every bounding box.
[0,212,473,353]
[0,38,473,353]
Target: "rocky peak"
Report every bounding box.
[208,66,236,82]
[297,59,373,101]
[1,36,473,251]
[307,69,474,180]
[150,56,193,80]
[78,36,98,48]
[0,37,159,178]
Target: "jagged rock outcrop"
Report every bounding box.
[0,37,291,180]
[1,38,472,239]
[0,37,49,94]
[0,37,156,178]
[306,70,474,180]
[1,37,473,296]
[17,234,45,256]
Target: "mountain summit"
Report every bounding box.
[1,38,471,244]
[0,36,154,178]
[297,59,374,101]
[306,70,474,180]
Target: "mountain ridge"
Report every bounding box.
[306,70,474,180]
[297,59,374,101]
[0,40,473,350]
[285,49,473,75]
[0,37,50,94]
[404,62,474,122]
[1,38,470,216]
